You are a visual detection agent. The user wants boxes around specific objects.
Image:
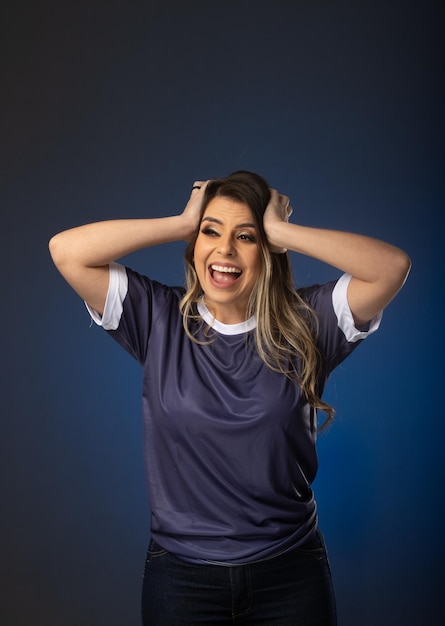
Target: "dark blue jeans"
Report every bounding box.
[141,531,337,625]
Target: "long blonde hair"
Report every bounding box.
[179,171,334,428]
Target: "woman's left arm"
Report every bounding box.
[264,190,411,326]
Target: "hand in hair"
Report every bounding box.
[181,181,209,242]
[263,188,293,253]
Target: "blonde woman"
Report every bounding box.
[49,171,410,625]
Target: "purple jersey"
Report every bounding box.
[87,264,381,564]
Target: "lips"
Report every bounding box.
[209,264,242,287]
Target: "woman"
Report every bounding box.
[49,171,410,625]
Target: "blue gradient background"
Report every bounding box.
[1,1,443,624]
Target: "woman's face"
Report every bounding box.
[193,196,261,324]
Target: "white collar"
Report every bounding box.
[197,301,257,335]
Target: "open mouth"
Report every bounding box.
[209,264,242,286]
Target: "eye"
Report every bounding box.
[238,232,256,243]
[200,227,219,237]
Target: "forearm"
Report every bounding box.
[267,220,411,324]
[49,183,206,314]
[49,214,195,315]
[49,214,191,270]
[269,221,409,285]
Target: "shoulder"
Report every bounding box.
[297,278,338,315]
[87,262,185,331]
[298,274,381,340]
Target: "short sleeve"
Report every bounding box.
[299,273,382,375]
[332,273,382,342]
[85,262,128,330]
[86,264,185,364]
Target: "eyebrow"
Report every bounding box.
[201,216,256,229]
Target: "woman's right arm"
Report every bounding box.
[48,183,206,315]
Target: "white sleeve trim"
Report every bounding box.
[84,262,128,330]
[332,273,382,343]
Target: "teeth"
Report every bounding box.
[211,265,241,274]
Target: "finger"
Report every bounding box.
[191,180,205,191]
[270,245,288,254]
[269,188,279,203]
[279,194,290,209]
[277,194,292,221]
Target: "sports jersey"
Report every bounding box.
[87,263,381,565]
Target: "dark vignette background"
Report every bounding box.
[1,1,443,624]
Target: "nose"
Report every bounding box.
[217,234,235,256]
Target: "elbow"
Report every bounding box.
[48,232,70,271]
[390,248,411,293]
[48,233,62,267]
[397,250,411,286]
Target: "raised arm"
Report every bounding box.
[263,190,411,325]
[49,183,206,315]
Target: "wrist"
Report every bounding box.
[265,219,287,249]
[175,213,199,242]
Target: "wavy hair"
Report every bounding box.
[179,171,334,428]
